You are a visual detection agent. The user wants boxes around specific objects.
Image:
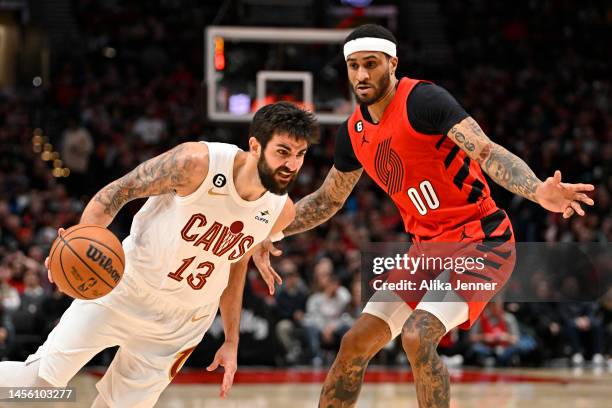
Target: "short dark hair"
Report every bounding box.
[344,24,397,46]
[250,102,320,148]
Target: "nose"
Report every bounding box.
[284,155,300,171]
[356,66,369,82]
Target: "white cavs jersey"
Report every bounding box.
[23,142,287,401]
[120,142,287,308]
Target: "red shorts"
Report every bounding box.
[386,208,516,329]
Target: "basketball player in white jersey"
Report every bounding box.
[0,102,319,407]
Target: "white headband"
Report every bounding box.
[343,37,397,60]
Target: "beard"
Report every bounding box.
[257,155,298,195]
[353,73,391,105]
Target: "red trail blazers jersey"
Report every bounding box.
[347,77,498,240]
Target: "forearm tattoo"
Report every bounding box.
[449,117,541,203]
[93,144,194,217]
[284,167,362,236]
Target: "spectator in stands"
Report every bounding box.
[438,329,467,367]
[133,103,167,145]
[21,268,45,312]
[0,301,15,360]
[469,302,535,367]
[303,274,351,366]
[521,280,566,362]
[311,257,333,292]
[559,301,605,366]
[0,264,19,313]
[275,259,308,364]
[597,288,612,364]
[60,118,94,174]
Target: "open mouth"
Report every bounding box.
[277,171,294,181]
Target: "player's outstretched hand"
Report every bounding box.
[252,238,283,295]
[207,341,238,399]
[45,228,66,283]
[535,170,595,218]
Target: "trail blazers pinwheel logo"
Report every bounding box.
[374,137,403,195]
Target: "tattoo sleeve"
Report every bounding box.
[284,166,362,236]
[88,143,197,221]
[448,117,541,203]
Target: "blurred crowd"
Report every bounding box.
[1,0,610,368]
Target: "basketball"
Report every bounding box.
[48,224,125,300]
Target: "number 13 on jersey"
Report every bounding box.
[167,257,215,290]
[407,180,440,215]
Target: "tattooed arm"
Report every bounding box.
[284,166,362,236]
[252,166,361,285]
[448,117,594,217]
[80,142,208,226]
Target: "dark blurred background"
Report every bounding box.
[0,0,610,369]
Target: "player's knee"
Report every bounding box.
[339,326,378,359]
[400,328,423,360]
[401,314,445,361]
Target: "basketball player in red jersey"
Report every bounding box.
[254,25,595,407]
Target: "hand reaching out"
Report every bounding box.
[207,341,238,399]
[534,171,595,218]
[252,238,283,295]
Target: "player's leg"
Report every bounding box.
[401,281,469,408]
[93,303,216,407]
[0,300,127,389]
[0,359,55,399]
[93,346,178,408]
[94,339,202,408]
[319,293,412,407]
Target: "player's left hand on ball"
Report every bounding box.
[45,256,53,283]
[534,170,595,218]
[252,238,283,295]
[45,228,67,283]
[207,341,238,399]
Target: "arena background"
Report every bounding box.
[0,0,610,400]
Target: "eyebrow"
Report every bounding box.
[277,143,308,153]
[346,54,380,62]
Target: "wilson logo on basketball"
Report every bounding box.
[86,244,122,283]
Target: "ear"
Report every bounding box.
[249,137,261,157]
[389,57,398,76]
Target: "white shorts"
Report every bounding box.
[26,273,218,408]
[363,270,469,338]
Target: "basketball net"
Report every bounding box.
[252,97,314,112]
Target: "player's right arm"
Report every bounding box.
[80,142,209,226]
[448,117,594,217]
[283,166,362,237]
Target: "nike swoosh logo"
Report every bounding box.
[207,187,228,196]
[191,313,210,322]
